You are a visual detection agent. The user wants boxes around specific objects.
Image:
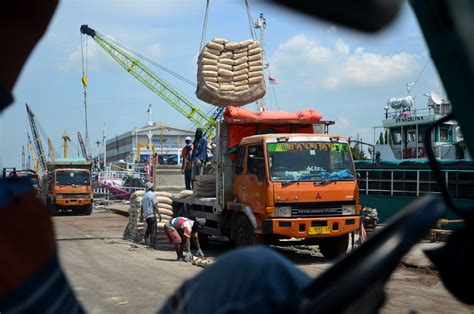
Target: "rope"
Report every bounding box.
[244,0,257,40]
[407,59,429,95]
[99,32,197,88]
[200,0,210,51]
[80,33,85,76]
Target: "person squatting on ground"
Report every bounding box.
[140,182,161,249]
[164,217,205,262]
[181,136,193,190]
[191,128,208,183]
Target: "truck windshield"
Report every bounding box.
[56,171,90,186]
[267,142,355,182]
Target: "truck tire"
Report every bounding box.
[318,234,349,259]
[47,198,56,216]
[234,214,263,247]
[83,204,93,216]
[198,232,209,249]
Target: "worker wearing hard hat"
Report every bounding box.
[181,136,193,190]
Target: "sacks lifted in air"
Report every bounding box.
[196,38,266,107]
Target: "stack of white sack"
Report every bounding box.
[196,38,266,106]
[193,175,216,197]
[123,190,175,247]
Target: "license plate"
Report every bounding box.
[308,226,331,235]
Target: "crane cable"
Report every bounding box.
[244,0,257,41]
[80,33,91,158]
[200,0,210,51]
[199,0,258,49]
[99,32,197,88]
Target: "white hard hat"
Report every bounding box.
[185,136,192,141]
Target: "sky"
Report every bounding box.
[0,0,445,169]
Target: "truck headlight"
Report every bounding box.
[272,206,292,217]
[56,195,64,199]
[342,204,356,215]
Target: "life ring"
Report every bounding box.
[418,147,425,157]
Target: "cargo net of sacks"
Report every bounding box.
[123,190,174,248]
[196,38,266,106]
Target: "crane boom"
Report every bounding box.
[77,131,89,160]
[27,133,38,172]
[26,104,47,173]
[80,25,219,135]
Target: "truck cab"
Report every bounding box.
[230,134,360,258]
[44,160,93,215]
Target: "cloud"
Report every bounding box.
[335,116,351,129]
[57,40,114,73]
[327,25,337,34]
[336,39,349,55]
[270,34,421,90]
[57,34,165,73]
[342,51,417,85]
[145,43,162,60]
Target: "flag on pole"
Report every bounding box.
[269,76,278,84]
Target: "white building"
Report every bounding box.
[104,123,195,164]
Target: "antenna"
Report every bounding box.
[430,91,443,105]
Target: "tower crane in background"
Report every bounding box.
[80,25,222,136]
[22,146,26,170]
[47,138,55,162]
[77,131,90,161]
[27,133,39,173]
[62,132,71,159]
[26,104,48,173]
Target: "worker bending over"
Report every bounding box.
[164,217,205,261]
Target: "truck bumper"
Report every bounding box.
[261,216,360,238]
[55,199,92,207]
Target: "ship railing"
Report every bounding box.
[97,170,147,182]
[385,107,451,120]
[356,168,474,200]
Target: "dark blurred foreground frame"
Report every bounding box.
[270,0,402,32]
[269,0,474,307]
[0,0,58,111]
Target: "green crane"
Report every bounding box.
[80,25,221,136]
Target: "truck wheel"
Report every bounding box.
[319,234,349,259]
[198,232,209,249]
[83,205,93,216]
[47,199,56,216]
[234,214,262,247]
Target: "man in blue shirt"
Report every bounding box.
[191,128,208,182]
[140,182,161,249]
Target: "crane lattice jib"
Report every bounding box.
[80,25,217,135]
[77,131,89,161]
[26,104,47,172]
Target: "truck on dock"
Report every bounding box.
[172,112,361,259]
[41,158,93,215]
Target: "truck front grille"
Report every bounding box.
[60,194,90,199]
[275,201,353,218]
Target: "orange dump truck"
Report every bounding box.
[172,108,361,258]
[42,158,93,215]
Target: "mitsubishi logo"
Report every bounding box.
[315,192,322,199]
